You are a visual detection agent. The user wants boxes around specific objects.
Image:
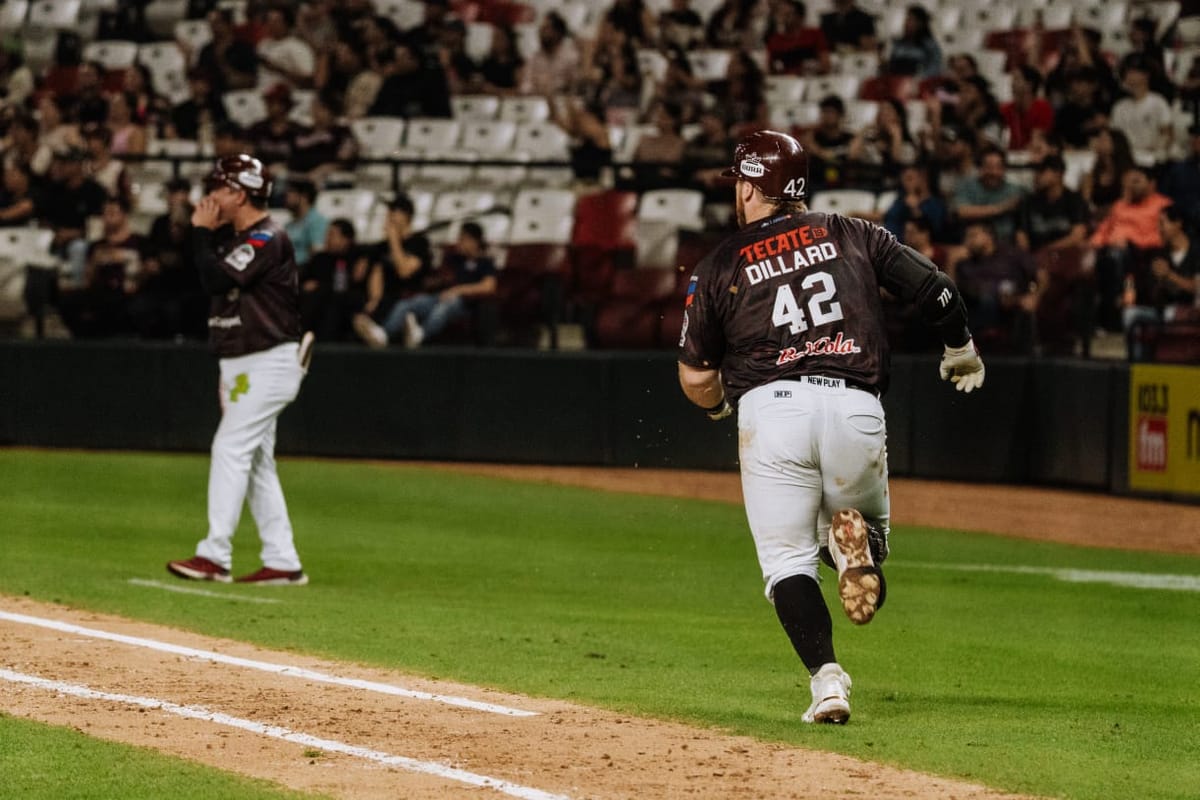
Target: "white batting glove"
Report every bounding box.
[939,338,985,393]
[705,398,733,421]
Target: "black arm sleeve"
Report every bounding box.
[878,245,971,348]
[191,226,238,295]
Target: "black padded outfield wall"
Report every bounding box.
[1,340,1124,492]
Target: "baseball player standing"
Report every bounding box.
[678,131,985,723]
[168,154,314,586]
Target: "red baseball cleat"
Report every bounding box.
[167,556,231,583]
[235,567,309,586]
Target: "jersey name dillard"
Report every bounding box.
[737,222,840,286]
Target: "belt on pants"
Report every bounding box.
[798,374,880,398]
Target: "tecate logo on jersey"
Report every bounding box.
[776,332,861,365]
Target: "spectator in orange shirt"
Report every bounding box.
[1001,66,1054,152]
[1089,165,1173,331]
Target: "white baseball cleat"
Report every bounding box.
[829,508,884,625]
[802,663,851,724]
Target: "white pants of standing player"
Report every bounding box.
[737,378,890,600]
[195,341,305,572]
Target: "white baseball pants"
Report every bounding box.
[194,341,305,572]
[737,377,891,599]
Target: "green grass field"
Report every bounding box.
[2,449,1199,800]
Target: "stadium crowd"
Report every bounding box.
[0,0,1198,359]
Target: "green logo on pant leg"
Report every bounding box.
[230,373,250,402]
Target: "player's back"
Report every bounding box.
[682,210,902,400]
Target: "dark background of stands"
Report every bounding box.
[0,338,1133,495]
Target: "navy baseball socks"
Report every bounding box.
[829,509,887,625]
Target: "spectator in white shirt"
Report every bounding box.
[1110,57,1173,165]
[257,6,316,89]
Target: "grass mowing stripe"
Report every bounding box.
[2,449,1199,800]
[0,669,569,800]
[0,610,538,717]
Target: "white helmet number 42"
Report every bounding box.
[784,178,805,198]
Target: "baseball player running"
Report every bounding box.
[678,131,984,723]
[168,155,314,586]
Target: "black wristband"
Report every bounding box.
[703,398,727,414]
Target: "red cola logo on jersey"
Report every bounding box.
[777,332,861,365]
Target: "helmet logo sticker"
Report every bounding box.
[238,171,264,188]
[740,158,765,177]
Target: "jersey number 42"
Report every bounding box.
[772,271,843,334]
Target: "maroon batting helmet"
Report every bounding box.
[204,154,272,199]
[720,130,808,201]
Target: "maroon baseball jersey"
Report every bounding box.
[679,211,901,400]
[206,217,302,358]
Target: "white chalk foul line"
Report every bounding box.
[128,579,282,604]
[0,668,570,800]
[0,610,538,718]
[897,562,1200,592]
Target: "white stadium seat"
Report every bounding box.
[315,189,376,222]
[404,118,461,150]
[770,102,821,130]
[638,188,704,230]
[498,96,550,123]
[637,48,668,82]
[174,18,212,56]
[28,0,81,30]
[451,94,501,120]
[687,49,734,82]
[374,0,425,30]
[459,119,518,155]
[765,75,807,106]
[0,0,29,33]
[431,190,499,222]
[511,188,576,223]
[807,189,878,217]
[0,228,54,319]
[351,117,406,158]
[137,41,186,74]
[507,213,574,245]
[508,189,576,243]
[832,51,880,78]
[222,90,268,128]
[83,40,138,70]
[802,74,861,102]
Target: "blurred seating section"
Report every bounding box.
[0,0,1197,360]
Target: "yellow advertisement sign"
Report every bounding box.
[1129,365,1200,496]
